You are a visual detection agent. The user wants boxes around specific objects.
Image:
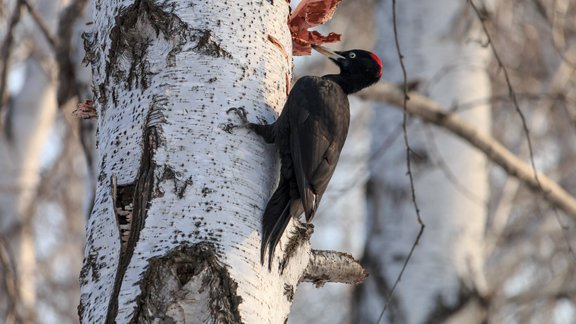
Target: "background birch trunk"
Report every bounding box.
[0,0,60,322]
[353,0,493,322]
[0,58,58,324]
[79,0,309,323]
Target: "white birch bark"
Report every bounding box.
[79,0,309,323]
[354,0,493,323]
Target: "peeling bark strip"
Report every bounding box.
[133,243,242,323]
[106,125,158,324]
[267,34,289,62]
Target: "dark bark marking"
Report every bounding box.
[82,31,98,66]
[161,166,194,199]
[111,87,118,107]
[105,0,231,92]
[192,29,232,59]
[97,83,107,106]
[283,284,294,302]
[79,249,102,284]
[106,123,159,324]
[78,248,105,322]
[202,186,215,197]
[111,175,135,254]
[106,0,187,90]
[132,242,243,324]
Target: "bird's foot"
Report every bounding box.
[224,107,250,133]
[278,222,315,274]
[227,107,249,124]
[298,222,315,239]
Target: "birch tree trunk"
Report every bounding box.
[353,0,493,323]
[78,0,312,322]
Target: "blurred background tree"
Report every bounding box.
[0,0,90,322]
[0,0,574,323]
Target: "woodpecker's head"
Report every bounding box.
[312,45,382,94]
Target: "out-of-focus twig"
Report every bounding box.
[21,0,57,50]
[0,1,23,126]
[376,2,426,323]
[0,236,21,324]
[56,0,88,105]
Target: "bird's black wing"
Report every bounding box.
[287,77,350,222]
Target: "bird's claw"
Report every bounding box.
[226,107,249,125]
[224,107,250,133]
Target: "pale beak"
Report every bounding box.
[311,45,346,60]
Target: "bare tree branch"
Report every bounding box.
[358,82,576,220]
[56,0,88,105]
[467,0,540,186]
[21,0,57,51]
[302,250,368,286]
[376,2,426,323]
[0,236,21,324]
[0,1,23,126]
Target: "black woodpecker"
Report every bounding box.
[235,45,382,269]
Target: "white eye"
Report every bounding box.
[349,52,356,58]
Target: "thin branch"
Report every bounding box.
[467,0,541,192]
[392,0,424,227]
[301,250,368,286]
[0,236,22,324]
[56,0,88,105]
[21,0,57,51]
[377,226,424,323]
[376,2,426,323]
[358,81,576,220]
[485,175,520,256]
[0,1,23,125]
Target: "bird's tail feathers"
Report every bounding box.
[260,179,293,269]
[302,187,318,223]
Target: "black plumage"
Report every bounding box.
[238,45,383,269]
